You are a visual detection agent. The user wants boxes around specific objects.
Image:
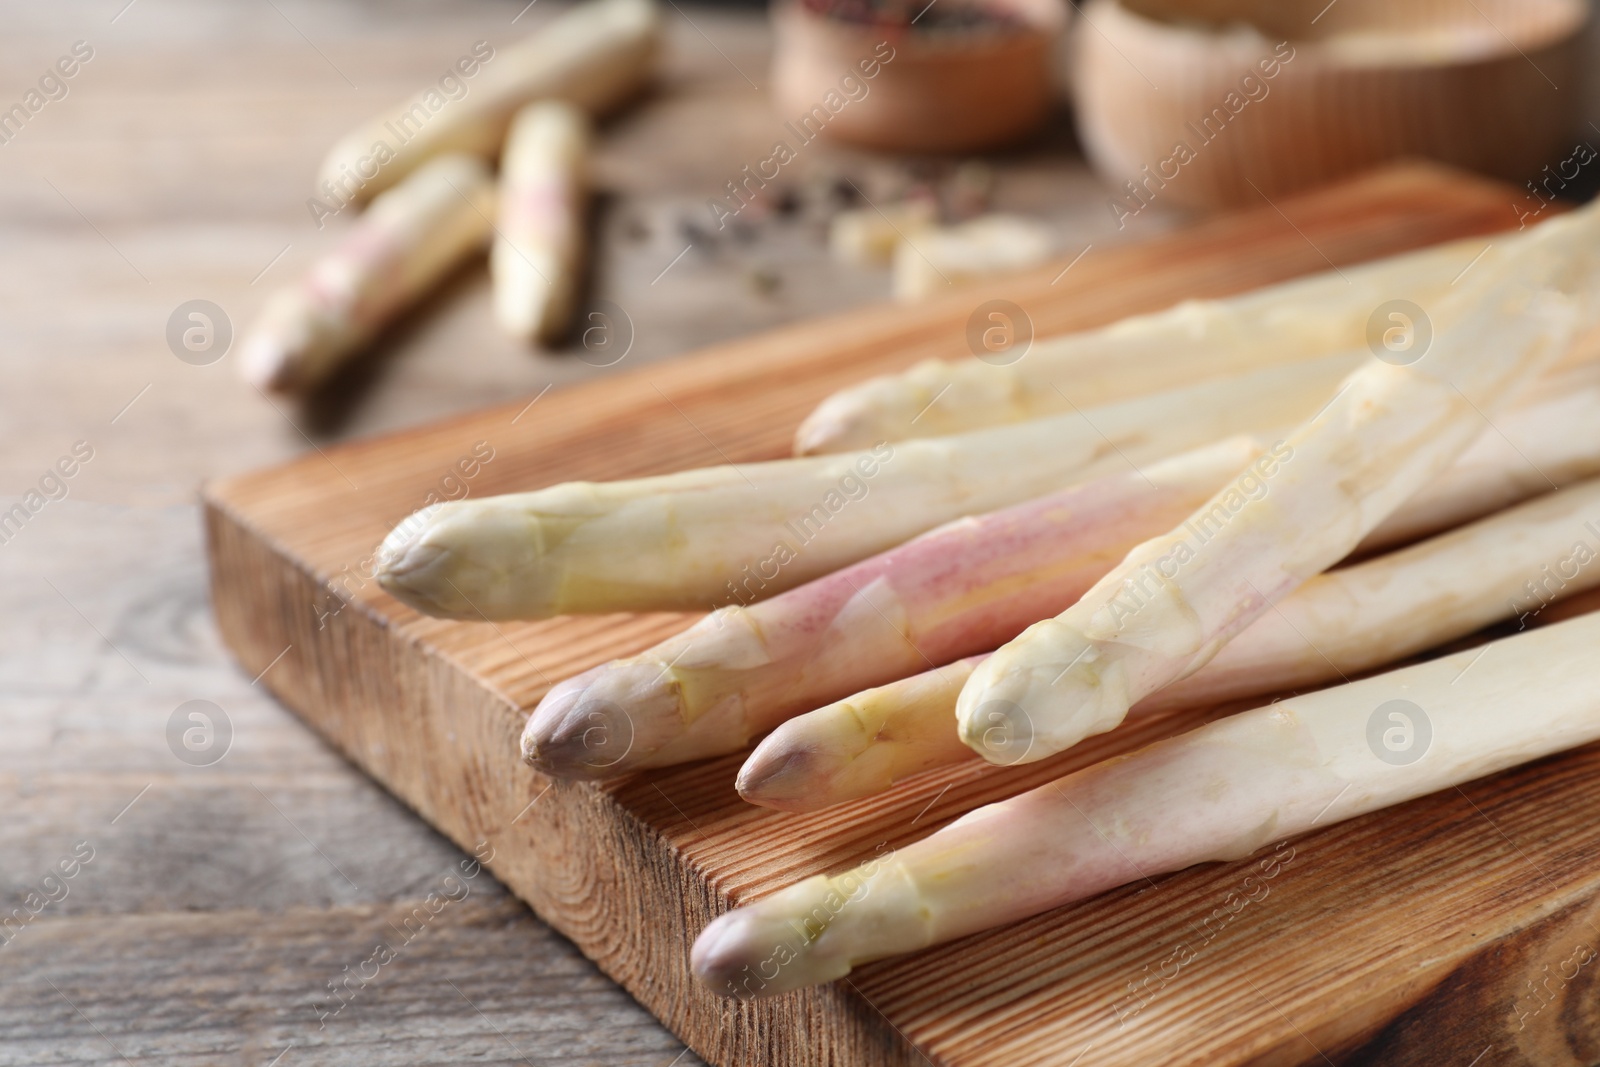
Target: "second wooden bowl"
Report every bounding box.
[1072,0,1588,212]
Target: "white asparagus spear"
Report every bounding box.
[1361,354,1600,549]
[694,606,1600,998]
[958,212,1596,766]
[892,215,1054,302]
[795,231,1527,455]
[524,357,1600,780]
[740,475,1600,810]
[493,101,589,344]
[241,155,495,394]
[316,0,659,206]
[376,353,1358,619]
[522,436,1267,777]
[829,200,936,267]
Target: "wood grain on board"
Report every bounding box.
[204,163,1597,1067]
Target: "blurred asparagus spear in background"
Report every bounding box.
[892,215,1054,302]
[493,101,590,344]
[958,209,1595,767]
[829,200,936,267]
[694,607,1600,999]
[241,154,494,394]
[374,353,1356,619]
[795,230,1546,456]
[740,475,1600,810]
[523,358,1600,781]
[317,0,659,205]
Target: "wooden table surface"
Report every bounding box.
[0,1,1175,1062]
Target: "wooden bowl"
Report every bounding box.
[770,0,1068,154]
[1071,0,1588,211]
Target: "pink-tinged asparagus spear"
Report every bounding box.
[957,211,1596,766]
[740,474,1600,810]
[521,436,1267,777]
[694,606,1600,998]
[241,154,494,393]
[524,358,1600,779]
[493,101,589,344]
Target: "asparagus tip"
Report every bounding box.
[691,879,855,999]
[735,738,820,811]
[523,659,684,778]
[373,505,474,618]
[238,333,298,393]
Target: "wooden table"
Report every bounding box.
[0,1,1165,1061]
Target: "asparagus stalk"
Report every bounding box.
[522,436,1267,776]
[741,475,1600,810]
[316,0,659,205]
[794,230,1530,456]
[523,359,1600,780]
[493,101,589,345]
[829,200,936,267]
[694,606,1600,998]
[376,353,1357,619]
[957,215,1593,766]
[892,215,1054,302]
[241,155,495,393]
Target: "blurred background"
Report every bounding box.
[3,0,1600,1062]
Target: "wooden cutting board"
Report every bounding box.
[203,162,1600,1067]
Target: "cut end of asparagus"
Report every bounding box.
[522,658,686,778]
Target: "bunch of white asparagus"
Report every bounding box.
[373,198,1600,996]
[242,0,660,393]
